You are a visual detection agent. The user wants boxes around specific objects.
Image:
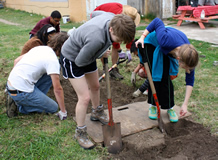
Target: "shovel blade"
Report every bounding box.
[102,122,122,154]
[158,117,166,134]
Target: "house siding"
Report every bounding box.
[5,0,175,22]
[5,0,127,22]
[5,0,87,22]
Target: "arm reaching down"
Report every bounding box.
[50,74,67,119]
[180,85,193,117]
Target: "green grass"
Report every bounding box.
[0,7,218,159]
[0,8,108,159]
[0,114,108,159]
[136,26,147,30]
[141,13,156,20]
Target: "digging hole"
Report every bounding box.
[110,119,218,160]
[164,119,190,138]
[49,74,218,160]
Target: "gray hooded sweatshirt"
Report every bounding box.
[61,11,115,67]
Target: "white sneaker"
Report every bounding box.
[143,90,148,95]
[132,89,142,97]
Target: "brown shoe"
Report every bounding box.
[90,105,109,125]
[110,67,124,80]
[6,94,18,118]
[74,126,95,149]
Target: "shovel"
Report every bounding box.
[138,43,165,133]
[102,57,122,154]
[99,58,127,82]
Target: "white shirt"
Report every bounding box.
[8,46,60,92]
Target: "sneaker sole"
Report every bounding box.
[90,117,108,125]
[149,116,157,120]
[169,119,178,123]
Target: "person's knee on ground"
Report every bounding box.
[18,97,58,114]
[48,103,58,113]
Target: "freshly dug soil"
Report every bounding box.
[49,72,218,160]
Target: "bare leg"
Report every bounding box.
[111,47,119,65]
[85,70,100,109]
[68,77,90,127]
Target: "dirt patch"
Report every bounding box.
[52,71,146,117]
[111,119,218,160]
[48,70,218,159]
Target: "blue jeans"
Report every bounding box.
[8,74,58,114]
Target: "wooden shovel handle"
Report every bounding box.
[144,63,161,119]
[104,58,114,126]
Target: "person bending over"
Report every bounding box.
[92,2,140,79]
[6,33,69,121]
[60,11,135,149]
[130,39,149,97]
[135,18,199,123]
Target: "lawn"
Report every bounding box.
[0,8,217,159]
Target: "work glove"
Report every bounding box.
[56,110,67,120]
[131,72,136,85]
[118,50,127,59]
[126,50,132,64]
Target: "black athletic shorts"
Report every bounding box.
[59,53,97,79]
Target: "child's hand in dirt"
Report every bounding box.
[179,104,188,117]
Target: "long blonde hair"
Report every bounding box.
[179,44,199,68]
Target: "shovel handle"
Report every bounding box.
[144,63,161,119]
[99,58,127,82]
[104,58,114,126]
[138,43,165,133]
[137,43,161,119]
[99,63,117,82]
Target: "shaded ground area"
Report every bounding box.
[48,71,218,159]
